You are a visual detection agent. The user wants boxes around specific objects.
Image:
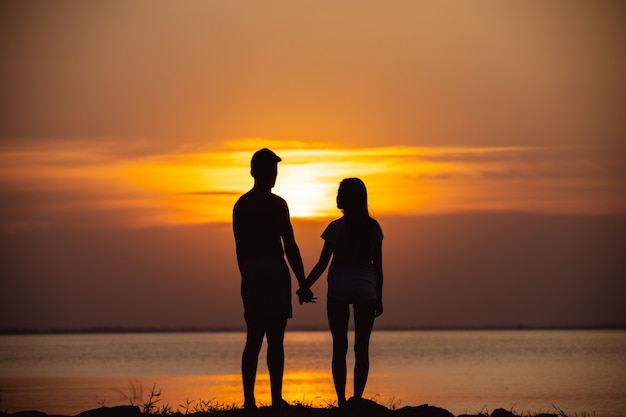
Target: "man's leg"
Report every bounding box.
[265,317,288,406]
[327,297,350,406]
[353,300,376,399]
[242,318,265,409]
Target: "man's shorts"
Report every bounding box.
[241,256,293,322]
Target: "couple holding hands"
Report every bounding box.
[233,148,384,410]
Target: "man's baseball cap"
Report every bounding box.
[251,148,281,174]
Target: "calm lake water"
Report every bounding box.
[0,330,624,416]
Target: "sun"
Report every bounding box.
[273,163,339,219]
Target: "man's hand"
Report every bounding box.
[296,287,317,304]
[375,299,383,317]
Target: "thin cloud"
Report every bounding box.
[1,139,625,229]
[182,191,240,196]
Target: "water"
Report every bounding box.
[0,330,624,416]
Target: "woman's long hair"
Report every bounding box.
[336,178,376,264]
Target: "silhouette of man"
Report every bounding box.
[232,148,314,409]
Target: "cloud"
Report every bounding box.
[182,191,241,196]
[1,139,624,230]
[412,172,467,180]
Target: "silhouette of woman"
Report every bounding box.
[300,178,384,407]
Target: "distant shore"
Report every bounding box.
[2,324,624,335]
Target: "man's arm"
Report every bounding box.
[283,221,306,288]
[232,203,244,274]
[278,200,306,287]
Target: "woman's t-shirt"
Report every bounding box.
[321,216,383,303]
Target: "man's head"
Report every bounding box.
[250,148,281,187]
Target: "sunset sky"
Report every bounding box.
[1,1,625,330]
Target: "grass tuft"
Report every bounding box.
[116,381,595,417]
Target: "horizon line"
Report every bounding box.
[2,324,625,335]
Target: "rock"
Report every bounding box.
[394,404,455,417]
[341,398,391,416]
[491,409,516,417]
[75,406,141,417]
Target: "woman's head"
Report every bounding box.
[336,178,368,216]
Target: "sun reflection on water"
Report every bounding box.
[127,371,339,409]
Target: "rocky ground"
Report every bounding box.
[0,399,563,417]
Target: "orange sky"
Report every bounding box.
[1,1,625,330]
[1,138,624,230]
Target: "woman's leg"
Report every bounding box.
[353,300,376,399]
[327,297,350,406]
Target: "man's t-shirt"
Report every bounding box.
[233,189,293,319]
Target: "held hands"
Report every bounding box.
[296,286,317,304]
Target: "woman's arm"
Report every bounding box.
[373,239,384,317]
[305,241,334,288]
